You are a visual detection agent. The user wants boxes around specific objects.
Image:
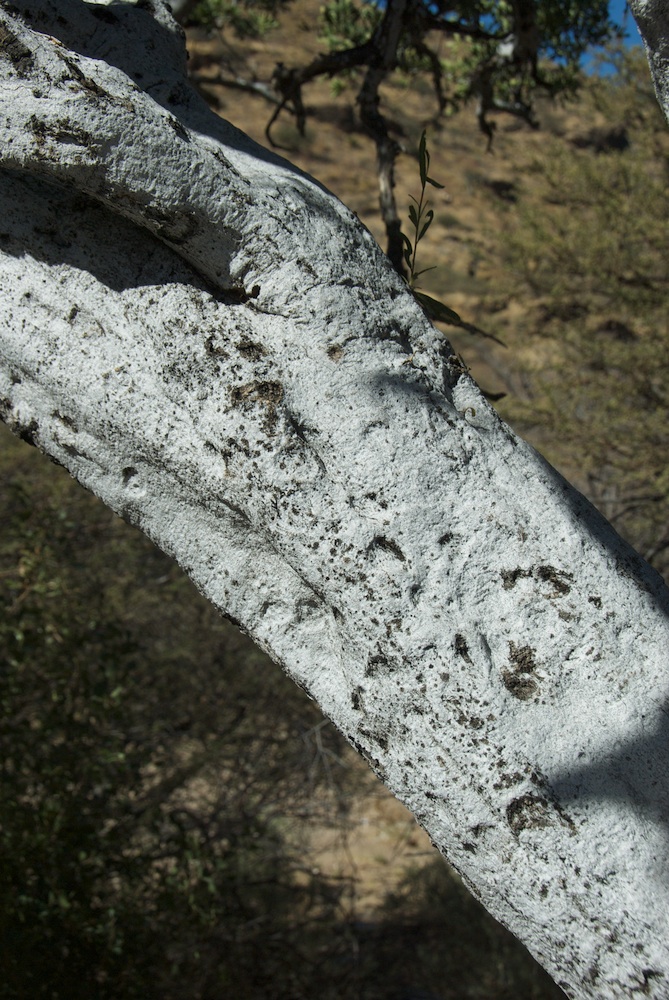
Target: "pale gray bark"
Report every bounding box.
[630,0,669,122]
[1,3,669,998]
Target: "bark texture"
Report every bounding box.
[630,0,669,122]
[1,3,669,997]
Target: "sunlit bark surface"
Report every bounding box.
[1,3,669,997]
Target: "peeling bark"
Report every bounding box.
[1,3,669,998]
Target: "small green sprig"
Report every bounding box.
[401,131,462,327]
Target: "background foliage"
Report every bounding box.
[0,434,355,998]
[490,46,669,576]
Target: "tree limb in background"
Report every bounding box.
[193,0,618,271]
[356,0,408,274]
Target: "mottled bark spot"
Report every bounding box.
[501,567,531,590]
[236,338,266,361]
[536,564,573,596]
[368,535,405,562]
[0,25,34,77]
[506,794,552,834]
[502,642,539,700]
[454,633,472,664]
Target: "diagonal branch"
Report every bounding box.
[265,40,376,147]
[2,4,669,999]
[356,0,409,275]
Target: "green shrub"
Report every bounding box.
[0,437,350,999]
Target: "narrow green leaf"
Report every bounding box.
[414,291,462,326]
[426,176,445,190]
[408,204,419,228]
[418,210,434,241]
[412,265,436,280]
[418,130,428,187]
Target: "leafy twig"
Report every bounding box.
[401,131,461,326]
[402,131,505,347]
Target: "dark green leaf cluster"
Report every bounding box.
[192,0,290,37]
[314,0,619,116]
[319,0,381,52]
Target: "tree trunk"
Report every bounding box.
[629,0,669,122]
[1,3,668,997]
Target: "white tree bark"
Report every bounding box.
[630,0,669,122]
[1,2,669,997]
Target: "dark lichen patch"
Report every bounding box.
[351,686,364,711]
[204,334,228,358]
[27,114,48,148]
[493,769,525,791]
[438,532,453,545]
[60,55,109,100]
[454,633,472,665]
[365,653,393,677]
[0,24,34,76]
[254,380,283,407]
[502,642,539,700]
[536,564,573,596]
[501,567,531,590]
[236,338,266,361]
[13,418,39,447]
[456,713,484,729]
[359,726,388,751]
[368,535,405,562]
[509,642,537,673]
[230,380,283,408]
[501,564,572,598]
[502,671,538,699]
[229,381,284,433]
[52,410,78,432]
[39,119,94,147]
[588,595,602,609]
[506,794,553,835]
[327,344,344,362]
[528,770,576,833]
[634,969,665,994]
